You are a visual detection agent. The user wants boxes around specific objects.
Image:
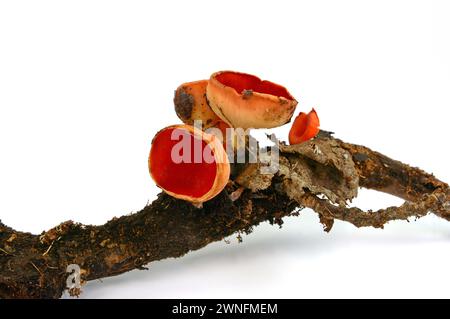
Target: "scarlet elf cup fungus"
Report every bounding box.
[149,124,230,205]
[206,71,298,130]
[174,80,230,136]
[288,108,320,145]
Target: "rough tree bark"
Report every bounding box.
[0,134,448,299]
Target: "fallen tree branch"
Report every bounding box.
[0,134,448,298]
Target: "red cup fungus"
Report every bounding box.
[288,108,320,144]
[174,80,230,133]
[149,124,230,204]
[206,70,298,130]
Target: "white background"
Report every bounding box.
[0,0,449,298]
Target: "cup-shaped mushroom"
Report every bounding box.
[149,124,230,204]
[174,80,229,131]
[206,71,298,129]
[288,108,320,144]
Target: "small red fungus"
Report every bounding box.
[174,80,229,132]
[288,108,320,144]
[149,124,230,204]
[206,71,298,130]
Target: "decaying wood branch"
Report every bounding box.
[0,134,448,298]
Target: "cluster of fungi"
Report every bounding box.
[149,70,320,205]
[0,70,448,299]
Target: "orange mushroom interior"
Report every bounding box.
[150,127,217,198]
[288,109,320,144]
[215,71,294,100]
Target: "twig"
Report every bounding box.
[0,248,12,256]
[299,192,440,230]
